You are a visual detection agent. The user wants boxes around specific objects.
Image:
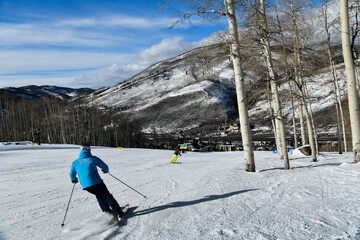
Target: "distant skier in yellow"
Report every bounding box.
[170,145,181,163]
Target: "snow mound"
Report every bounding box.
[291,148,304,156]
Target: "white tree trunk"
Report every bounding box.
[276,7,298,149]
[290,0,308,147]
[331,59,344,154]
[267,82,280,153]
[225,0,255,171]
[336,76,348,151]
[340,0,360,159]
[302,97,317,162]
[322,0,343,154]
[297,93,307,145]
[304,85,319,155]
[260,0,289,169]
[289,82,298,148]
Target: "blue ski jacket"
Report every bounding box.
[69,149,109,189]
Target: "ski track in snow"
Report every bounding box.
[1,144,360,240]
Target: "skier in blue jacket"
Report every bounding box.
[69,143,124,219]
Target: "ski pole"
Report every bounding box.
[108,172,147,199]
[61,183,76,228]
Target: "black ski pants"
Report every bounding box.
[84,182,120,214]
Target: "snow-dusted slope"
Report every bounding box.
[86,45,237,134]
[84,42,349,136]
[1,144,360,240]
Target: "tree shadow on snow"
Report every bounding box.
[258,167,284,172]
[259,162,343,172]
[134,189,258,216]
[292,162,343,170]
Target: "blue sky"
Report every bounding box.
[0,0,226,89]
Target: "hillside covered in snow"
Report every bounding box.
[1,144,360,240]
[85,44,238,134]
[83,42,348,137]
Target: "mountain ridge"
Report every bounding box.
[1,85,94,101]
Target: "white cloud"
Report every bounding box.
[103,15,170,29]
[0,13,172,49]
[0,50,132,74]
[0,23,124,47]
[72,63,144,88]
[136,36,184,65]
[56,18,97,27]
[55,14,170,29]
[71,36,188,88]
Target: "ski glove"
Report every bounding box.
[101,169,108,174]
[71,179,78,184]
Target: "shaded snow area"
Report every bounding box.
[1,144,360,240]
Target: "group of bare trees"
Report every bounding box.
[165,0,360,170]
[0,93,141,148]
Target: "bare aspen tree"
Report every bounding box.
[267,79,277,140]
[278,0,317,161]
[225,0,255,171]
[275,7,298,148]
[290,0,307,147]
[277,0,307,147]
[297,96,307,145]
[336,74,348,152]
[247,0,289,169]
[289,82,299,148]
[321,0,344,154]
[304,83,319,155]
[164,0,255,171]
[340,0,360,160]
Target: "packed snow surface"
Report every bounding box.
[1,144,360,240]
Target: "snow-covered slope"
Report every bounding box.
[1,144,360,240]
[84,42,349,136]
[85,44,238,134]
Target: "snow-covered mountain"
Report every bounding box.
[85,44,238,134]
[1,85,94,101]
[84,43,347,137]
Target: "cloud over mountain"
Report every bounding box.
[72,36,188,88]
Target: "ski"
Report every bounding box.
[117,203,130,223]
